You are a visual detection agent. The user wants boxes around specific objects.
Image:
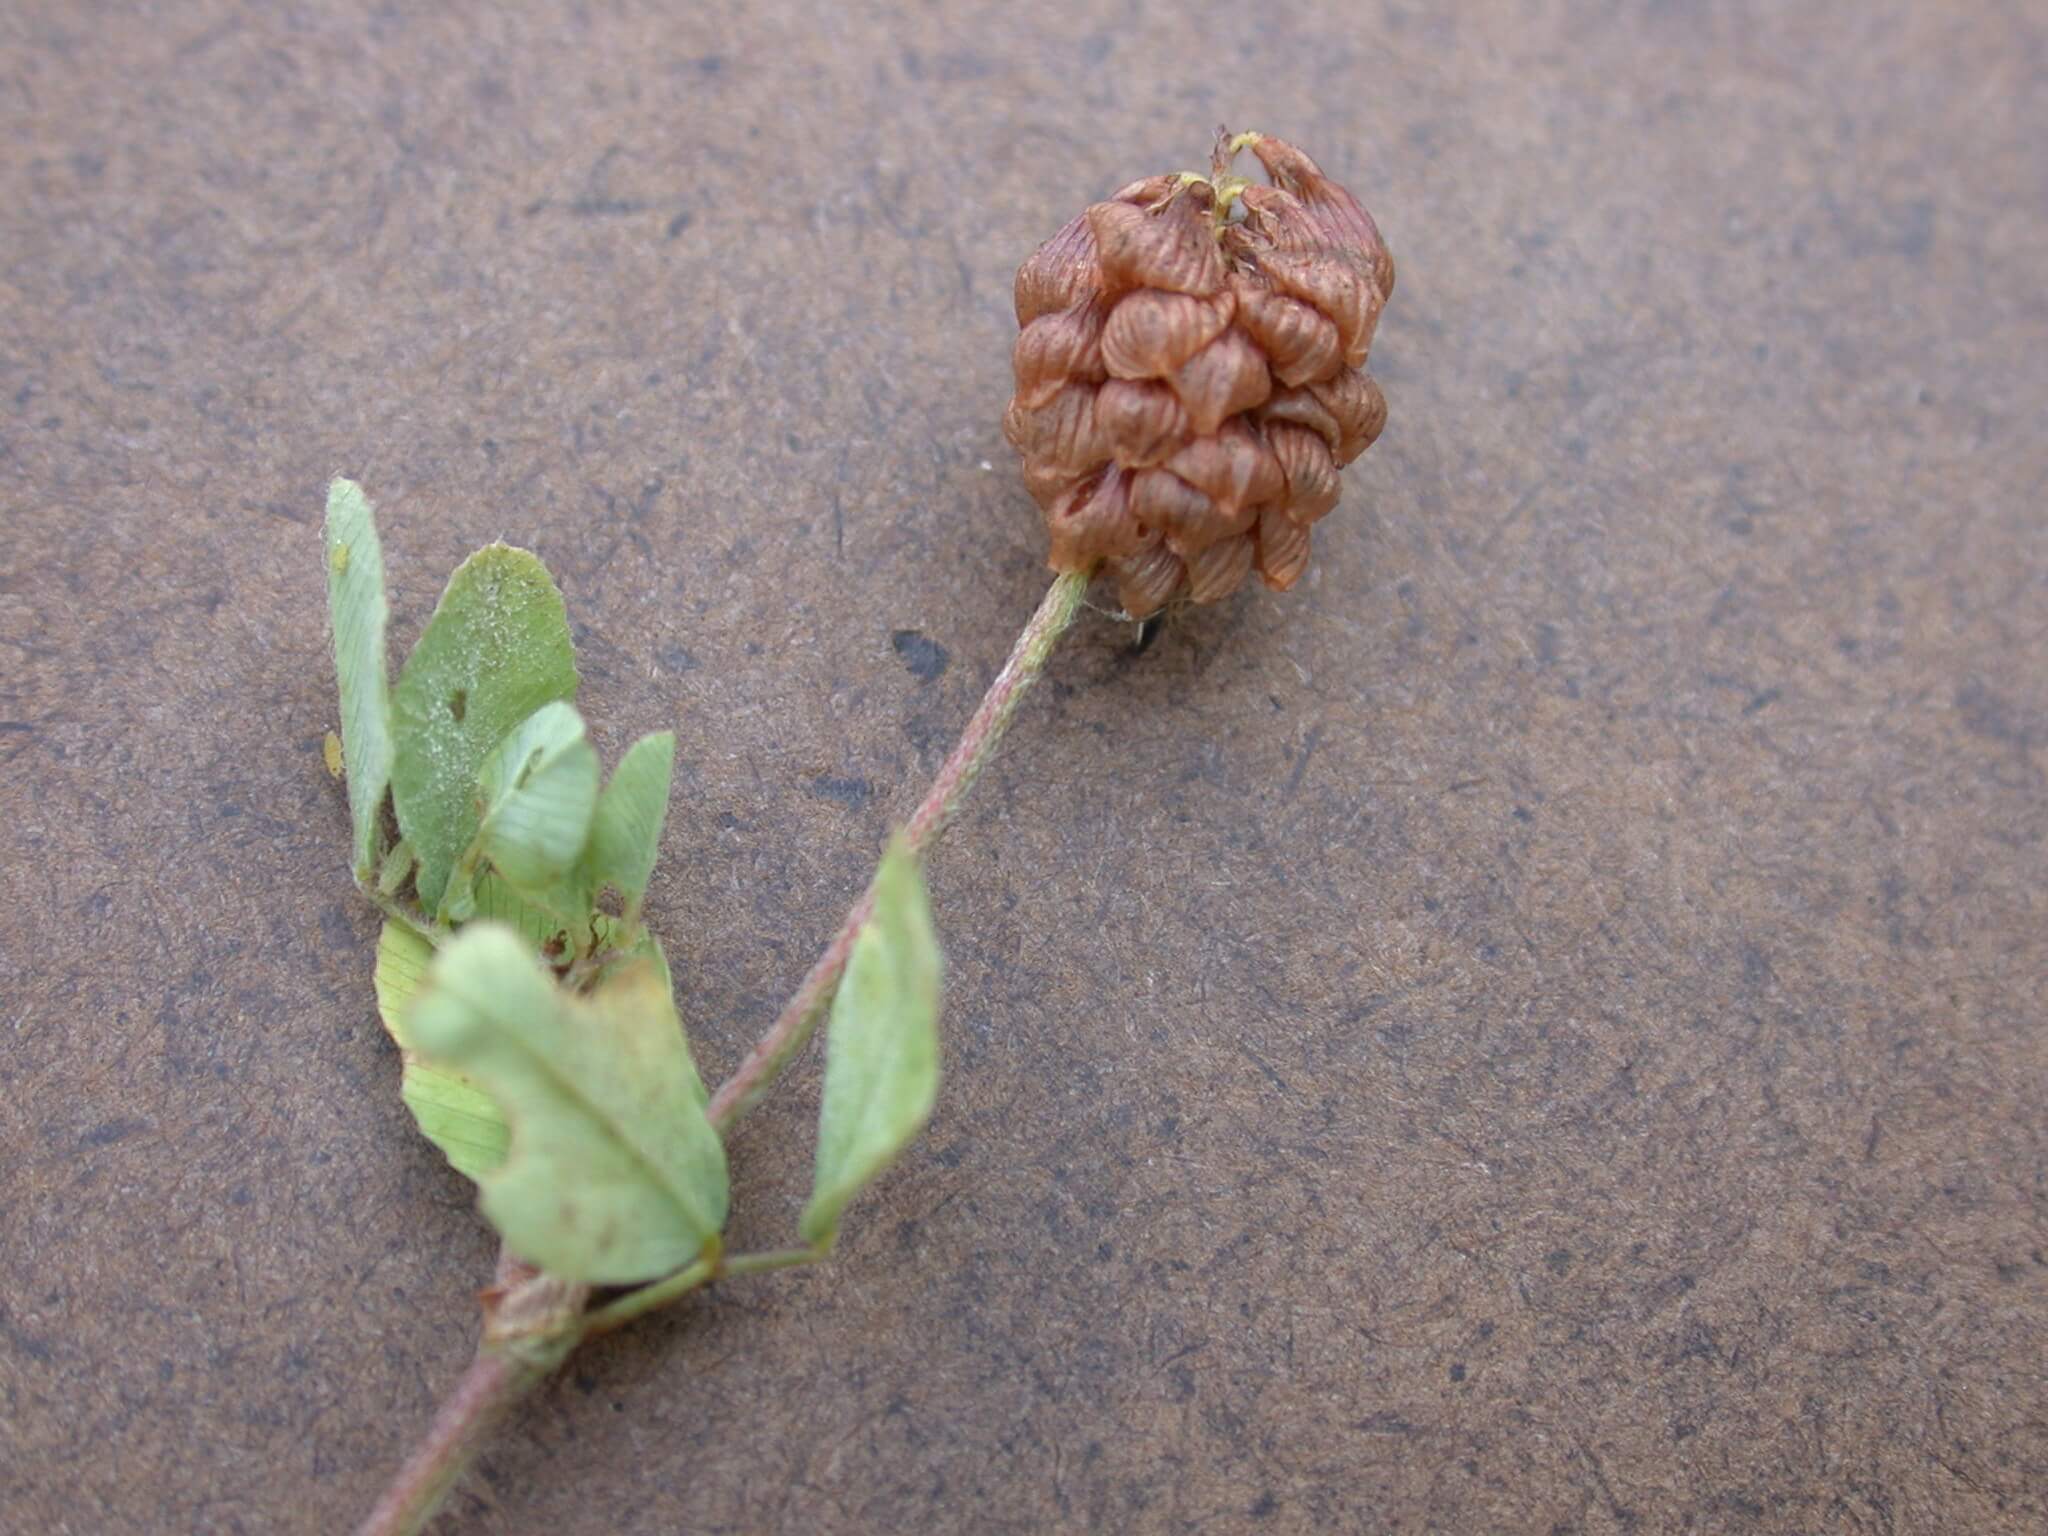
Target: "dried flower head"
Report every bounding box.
[1004,131,1394,618]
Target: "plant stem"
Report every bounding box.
[356,570,1088,1536]
[705,568,1088,1132]
[352,1351,546,1536]
[581,1247,819,1338]
[720,1247,820,1278]
[579,1256,716,1338]
[354,1271,584,1536]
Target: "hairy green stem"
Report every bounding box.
[720,1247,821,1279]
[580,1255,716,1338]
[581,1247,819,1338]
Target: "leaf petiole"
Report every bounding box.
[579,1255,716,1337]
[721,1247,821,1278]
[579,1246,822,1338]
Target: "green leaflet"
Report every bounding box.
[800,839,943,1250]
[391,545,578,913]
[456,720,672,942]
[406,924,728,1285]
[591,913,681,1029]
[469,701,601,903]
[587,731,676,917]
[470,868,575,953]
[323,480,396,883]
[372,921,511,1181]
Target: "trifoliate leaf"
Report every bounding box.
[587,731,676,917]
[323,480,396,883]
[470,701,601,904]
[405,923,728,1285]
[800,839,943,1250]
[390,545,577,912]
[372,920,510,1181]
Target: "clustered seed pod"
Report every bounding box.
[1003,132,1394,618]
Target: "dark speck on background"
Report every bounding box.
[890,628,950,683]
[808,773,874,808]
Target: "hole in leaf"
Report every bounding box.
[449,689,468,723]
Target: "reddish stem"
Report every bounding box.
[705,569,1087,1132]
[353,1352,540,1536]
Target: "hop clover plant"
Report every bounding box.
[333,127,1391,1535]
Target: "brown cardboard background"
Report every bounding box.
[2,2,2043,1531]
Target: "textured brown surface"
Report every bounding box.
[1002,135,1393,613]
[2,3,2044,1533]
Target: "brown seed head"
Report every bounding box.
[1005,131,1393,618]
